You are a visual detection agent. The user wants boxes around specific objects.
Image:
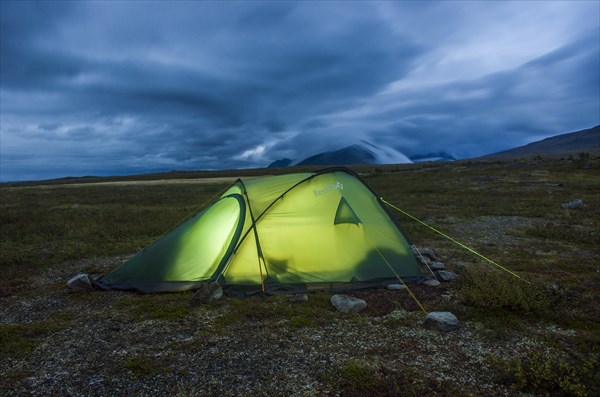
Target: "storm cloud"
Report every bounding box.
[1,1,598,181]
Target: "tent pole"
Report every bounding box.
[239,181,267,292]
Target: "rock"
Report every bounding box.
[419,248,439,261]
[422,278,441,287]
[67,274,95,291]
[437,270,459,282]
[289,294,308,302]
[429,261,446,270]
[418,255,433,265]
[71,204,80,209]
[330,294,367,313]
[454,261,467,270]
[423,311,459,333]
[190,282,223,305]
[386,283,406,290]
[561,199,584,209]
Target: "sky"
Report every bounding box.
[1,1,599,181]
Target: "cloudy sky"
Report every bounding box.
[1,1,599,181]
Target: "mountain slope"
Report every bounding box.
[268,142,412,167]
[482,125,600,159]
[296,145,376,166]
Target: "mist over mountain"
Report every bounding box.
[268,141,412,168]
[409,152,456,163]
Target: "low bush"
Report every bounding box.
[496,350,599,397]
[458,266,551,312]
[333,362,462,397]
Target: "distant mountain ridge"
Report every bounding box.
[268,142,412,168]
[481,125,600,159]
[296,145,376,166]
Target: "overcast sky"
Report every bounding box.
[1,1,599,181]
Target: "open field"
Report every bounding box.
[1,157,599,396]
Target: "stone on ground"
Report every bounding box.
[454,261,467,270]
[422,278,441,287]
[289,294,308,302]
[386,283,406,290]
[330,294,367,313]
[429,261,446,270]
[561,199,584,209]
[190,282,223,305]
[423,311,459,333]
[437,270,459,281]
[419,248,439,261]
[67,274,95,291]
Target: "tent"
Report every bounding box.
[96,168,424,294]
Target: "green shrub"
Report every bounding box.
[124,356,161,377]
[0,319,70,358]
[333,362,462,397]
[496,351,599,397]
[459,266,550,312]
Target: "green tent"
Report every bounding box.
[97,168,423,293]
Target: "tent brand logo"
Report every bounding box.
[314,181,343,197]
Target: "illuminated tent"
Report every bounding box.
[97,168,423,293]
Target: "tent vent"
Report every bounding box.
[334,197,361,225]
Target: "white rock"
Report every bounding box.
[437,270,459,282]
[386,284,406,290]
[67,274,95,291]
[454,261,467,270]
[423,311,459,332]
[289,294,308,302]
[561,199,584,209]
[422,279,441,287]
[429,261,446,270]
[330,294,367,313]
[419,248,439,261]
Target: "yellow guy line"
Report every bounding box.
[381,197,529,284]
[368,238,427,313]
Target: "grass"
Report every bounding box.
[1,157,599,395]
[0,317,73,359]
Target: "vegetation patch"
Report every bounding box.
[332,361,462,397]
[123,356,162,377]
[495,350,599,397]
[458,266,552,312]
[0,318,71,359]
[114,293,194,321]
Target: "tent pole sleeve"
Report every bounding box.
[381,197,530,284]
[239,181,266,292]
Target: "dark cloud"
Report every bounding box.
[1,1,598,181]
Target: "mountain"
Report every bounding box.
[409,151,456,162]
[268,142,412,168]
[296,145,376,166]
[267,158,293,168]
[481,125,600,159]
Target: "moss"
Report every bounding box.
[0,318,72,359]
[124,356,161,377]
[114,293,194,321]
[333,362,462,397]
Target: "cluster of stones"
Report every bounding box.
[415,247,459,286]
